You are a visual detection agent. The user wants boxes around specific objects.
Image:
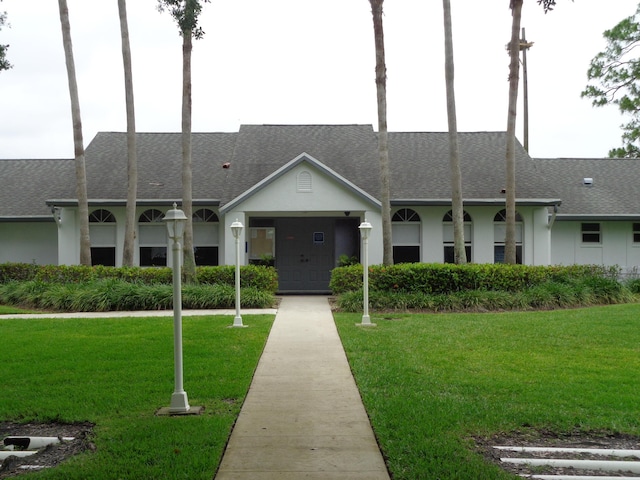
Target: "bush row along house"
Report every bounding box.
[1,124,639,292]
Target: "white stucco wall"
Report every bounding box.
[394,205,551,265]
[55,205,222,266]
[551,221,640,270]
[0,222,58,264]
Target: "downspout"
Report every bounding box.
[547,204,558,230]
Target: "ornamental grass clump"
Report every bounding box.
[0,278,275,312]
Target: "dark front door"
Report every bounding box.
[276,217,335,292]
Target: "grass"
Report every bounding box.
[0,304,37,314]
[0,314,274,479]
[4,303,640,478]
[334,304,640,479]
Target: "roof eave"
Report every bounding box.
[392,198,562,207]
[0,216,55,223]
[45,199,220,207]
[555,214,640,221]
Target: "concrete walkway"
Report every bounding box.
[215,295,390,480]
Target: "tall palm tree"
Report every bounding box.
[158,0,209,283]
[505,0,560,264]
[58,0,91,265]
[369,0,393,265]
[118,0,138,267]
[504,0,523,264]
[443,0,466,264]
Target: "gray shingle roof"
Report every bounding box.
[5,125,636,219]
[0,158,76,217]
[533,158,640,217]
[388,131,558,200]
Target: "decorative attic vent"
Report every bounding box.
[297,171,312,192]
[583,177,593,187]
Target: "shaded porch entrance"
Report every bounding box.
[272,217,359,293]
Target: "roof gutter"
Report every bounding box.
[392,198,562,207]
[553,214,640,222]
[0,216,56,223]
[45,199,220,207]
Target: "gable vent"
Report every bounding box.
[583,177,593,187]
[297,171,312,192]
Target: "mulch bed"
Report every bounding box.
[474,428,640,477]
[0,421,94,479]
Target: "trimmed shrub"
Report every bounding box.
[329,263,623,295]
[0,279,275,312]
[0,263,278,292]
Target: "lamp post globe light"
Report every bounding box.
[230,219,245,327]
[358,220,375,326]
[160,203,202,415]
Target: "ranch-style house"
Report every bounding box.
[1,124,639,292]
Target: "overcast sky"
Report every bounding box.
[0,0,638,160]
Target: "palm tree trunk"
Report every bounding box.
[181,29,197,283]
[443,0,466,264]
[369,0,393,266]
[58,0,91,266]
[118,0,138,267]
[505,0,523,264]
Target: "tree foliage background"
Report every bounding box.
[0,1,11,72]
[582,4,640,158]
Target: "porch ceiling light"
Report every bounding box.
[163,203,188,241]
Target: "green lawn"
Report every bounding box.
[334,304,640,479]
[0,304,38,314]
[3,304,639,479]
[0,314,274,479]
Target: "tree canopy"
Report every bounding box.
[157,0,209,38]
[0,2,11,72]
[582,4,640,158]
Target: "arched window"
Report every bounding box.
[442,210,472,263]
[138,209,166,267]
[89,209,115,223]
[89,209,116,266]
[493,209,523,264]
[192,208,219,266]
[392,208,420,263]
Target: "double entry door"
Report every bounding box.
[276,217,335,293]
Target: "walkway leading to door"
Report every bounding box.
[215,295,390,480]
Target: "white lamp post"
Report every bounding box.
[230,219,245,327]
[358,220,375,326]
[163,203,191,414]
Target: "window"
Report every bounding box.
[581,223,601,244]
[392,208,420,263]
[442,210,472,263]
[193,209,219,266]
[248,219,275,266]
[89,209,116,266]
[633,223,640,243]
[494,209,523,264]
[139,209,166,267]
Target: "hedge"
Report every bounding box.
[0,263,278,293]
[329,263,621,295]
